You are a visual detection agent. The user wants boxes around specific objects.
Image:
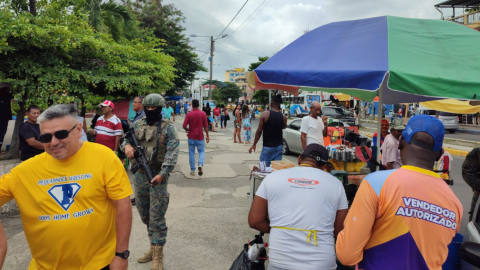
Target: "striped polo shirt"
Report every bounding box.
[94,115,122,150]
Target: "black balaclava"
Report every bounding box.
[145,107,162,126]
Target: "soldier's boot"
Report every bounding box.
[137,237,153,263]
[151,245,164,270]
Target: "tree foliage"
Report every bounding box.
[122,0,207,96]
[81,0,135,42]
[211,82,242,104]
[248,56,269,71]
[249,56,270,105]
[253,91,271,106]
[0,0,176,158]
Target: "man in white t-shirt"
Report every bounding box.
[248,144,348,270]
[300,101,328,149]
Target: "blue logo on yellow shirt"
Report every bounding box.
[48,183,81,211]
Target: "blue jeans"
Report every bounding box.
[220,115,225,128]
[188,139,205,171]
[260,145,283,167]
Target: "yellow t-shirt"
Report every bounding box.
[0,142,133,270]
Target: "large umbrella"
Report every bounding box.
[248,16,480,104]
[247,15,480,163]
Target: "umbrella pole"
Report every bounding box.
[269,90,271,109]
[376,85,384,172]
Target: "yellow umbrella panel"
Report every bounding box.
[336,93,351,101]
[420,99,480,114]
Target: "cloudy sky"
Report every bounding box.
[164,0,458,86]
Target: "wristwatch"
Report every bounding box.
[115,250,130,259]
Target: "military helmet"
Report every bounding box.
[142,93,165,108]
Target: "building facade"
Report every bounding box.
[225,68,254,102]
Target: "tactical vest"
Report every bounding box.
[133,120,170,170]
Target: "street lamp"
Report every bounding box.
[190,34,228,100]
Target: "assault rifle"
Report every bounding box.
[124,126,155,185]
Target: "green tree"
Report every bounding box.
[79,0,134,42]
[210,82,242,104]
[123,0,207,95]
[249,56,270,105]
[248,56,269,71]
[252,91,271,106]
[0,0,176,159]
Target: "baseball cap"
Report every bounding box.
[390,118,405,130]
[302,144,329,165]
[402,115,444,152]
[100,100,114,109]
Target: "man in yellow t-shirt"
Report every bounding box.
[0,104,133,270]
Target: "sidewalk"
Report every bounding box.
[361,119,480,134]
[359,128,476,157]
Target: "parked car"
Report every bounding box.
[322,106,357,127]
[415,107,459,133]
[282,119,369,155]
[461,195,480,270]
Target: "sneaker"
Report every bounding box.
[190,171,196,176]
[198,165,203,176]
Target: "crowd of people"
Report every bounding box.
[0,92,479,270]
[249,112,465,270]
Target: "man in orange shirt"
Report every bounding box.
[336,115,463,270]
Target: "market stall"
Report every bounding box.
[246,15,480,168]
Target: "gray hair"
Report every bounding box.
[37,104,79,125]
[135,96,144,102]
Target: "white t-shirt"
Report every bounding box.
[256,167,348,270]
[300,116,325,146]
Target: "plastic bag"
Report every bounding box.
[230,234,267,270]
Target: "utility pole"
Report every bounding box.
[208,36,214,101]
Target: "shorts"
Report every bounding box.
[260,145,283,167]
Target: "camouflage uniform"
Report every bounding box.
[462,147,480,221]
[121,117,179,246]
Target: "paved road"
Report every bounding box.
[361,122,480,142]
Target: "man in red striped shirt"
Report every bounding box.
[89,100,122,152]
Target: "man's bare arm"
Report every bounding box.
[249,112,268,153]
[301,132,307,150]
[334,209,348,238]
[114,135,121,152]
[0,222,6,269]
[112,197,132,252]
[248,196,270,233]
[25,138,44,150]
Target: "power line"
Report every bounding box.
[215,0,249,40]
[216,43,259,57]
[221,0,268,44]
[195,49,210,54]
[222,0,273,46]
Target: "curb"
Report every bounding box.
[444,148,469,157]
[362,133,470,157]
[457,129,480,135]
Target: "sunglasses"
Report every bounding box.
[39,124,77,143]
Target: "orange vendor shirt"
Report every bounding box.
[336,166,463,270]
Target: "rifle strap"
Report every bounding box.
[151,119,163,175]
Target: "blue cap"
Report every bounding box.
[402,115,444,152]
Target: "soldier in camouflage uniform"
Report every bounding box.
[121,94,179,270]
[462,147,480,221]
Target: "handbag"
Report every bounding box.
[226,113,230,121]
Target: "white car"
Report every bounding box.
[415,107,459,134]
[462,197,480,269]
